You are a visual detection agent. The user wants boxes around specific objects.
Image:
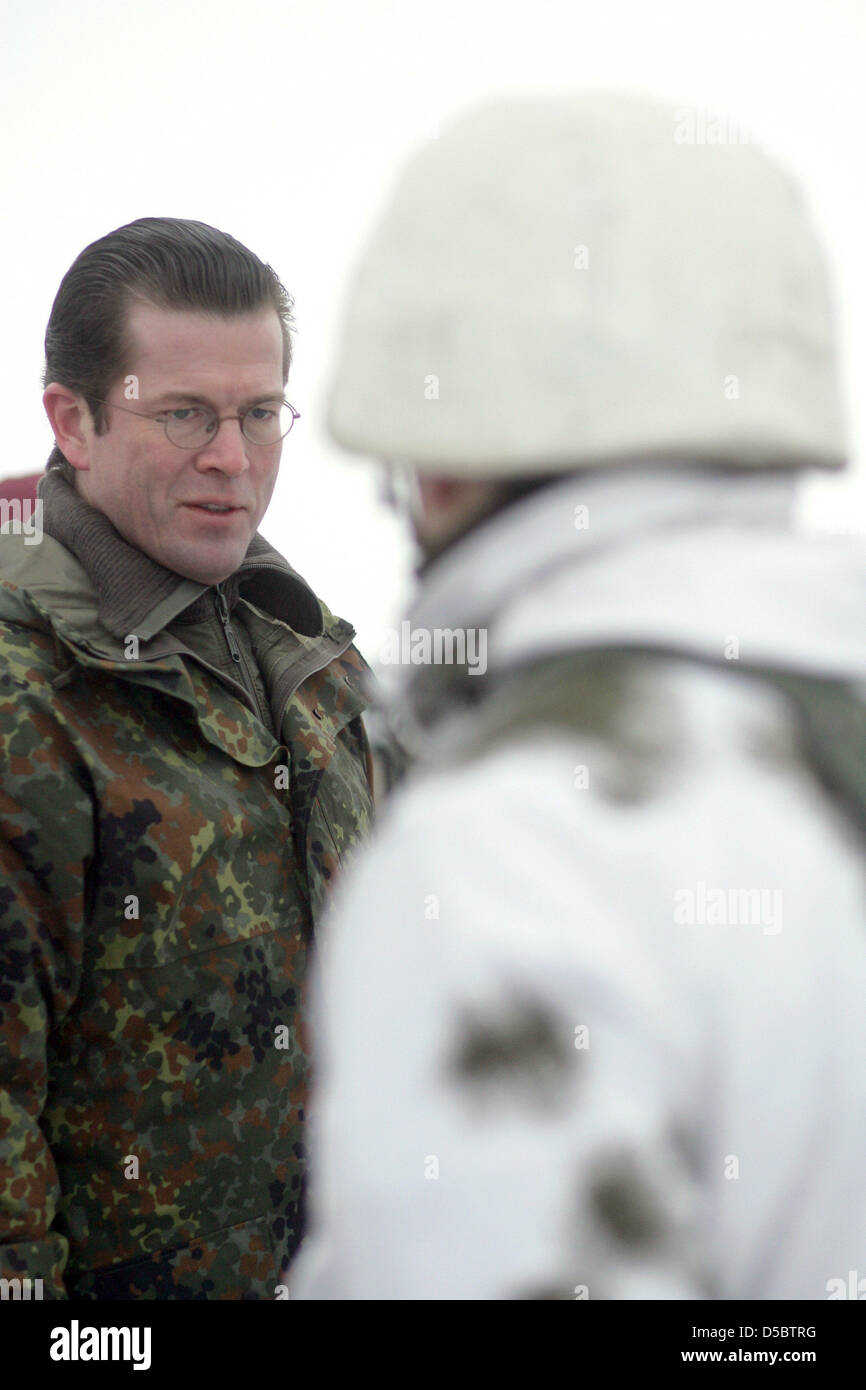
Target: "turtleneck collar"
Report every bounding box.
[38,465,324,640]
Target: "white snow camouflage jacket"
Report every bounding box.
[292,465,866,1300]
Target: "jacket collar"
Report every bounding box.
[405,463,797,648]
[385,463,866,753]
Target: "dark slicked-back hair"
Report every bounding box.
[43,217,294,472]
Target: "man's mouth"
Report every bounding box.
[184,502,244,513]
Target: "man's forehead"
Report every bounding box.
[124,299,284,382]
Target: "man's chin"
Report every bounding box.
[162,544,249,588]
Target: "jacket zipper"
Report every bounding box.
[214,581,276,730]
[214,583,243,665]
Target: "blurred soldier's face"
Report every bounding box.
[388,466,501,563]
[68,302,286,585]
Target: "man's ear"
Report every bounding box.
[43,384,94,471]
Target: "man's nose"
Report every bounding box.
[195,418,251,474]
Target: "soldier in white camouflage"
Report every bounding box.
[292,95,866,1300]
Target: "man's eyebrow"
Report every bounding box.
[146,390,286,409]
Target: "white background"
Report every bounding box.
[2,0,864,660]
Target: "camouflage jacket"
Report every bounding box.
[0,527,373,1299]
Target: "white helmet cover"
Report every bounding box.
[328,93,847,477]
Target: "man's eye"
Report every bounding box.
[248,407,275,421]
[168,407,203,422]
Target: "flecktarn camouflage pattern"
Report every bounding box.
[0,530,373,1298]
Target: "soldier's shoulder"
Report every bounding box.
[0,575,65,697]
[417,647,683,806]
[0,573,43,625]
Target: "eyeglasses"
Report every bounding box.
[90,397,300,448]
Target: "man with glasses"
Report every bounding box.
[0,217,374,1299]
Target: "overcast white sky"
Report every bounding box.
[2,0,864,659]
